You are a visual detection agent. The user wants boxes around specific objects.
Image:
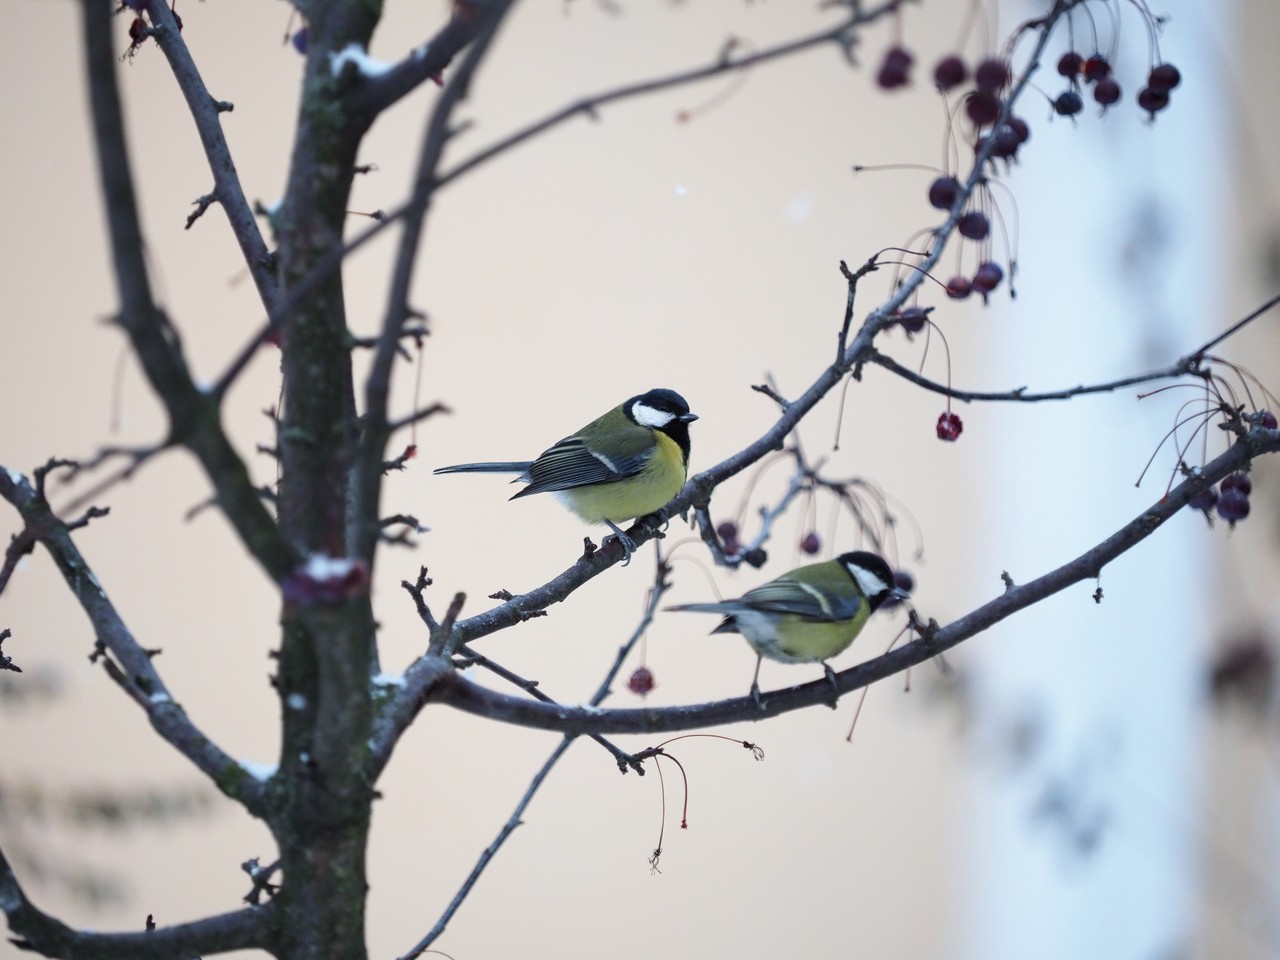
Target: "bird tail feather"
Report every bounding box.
[433,461,533,476]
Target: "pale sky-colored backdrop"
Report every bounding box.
[2,2,1278,959]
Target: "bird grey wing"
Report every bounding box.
[514,437,651,496]
[739,578,865,622]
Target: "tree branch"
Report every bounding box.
[143,0,278,313]
[79,0,296,582]
[1,843,272,959]
[0,465,267,817]
[422,426,1279,735]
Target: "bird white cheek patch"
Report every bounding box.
[630,402,674,428]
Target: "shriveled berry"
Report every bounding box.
[971,261,1004,293]
[1257,410,1278,429]
[1053,90,1084,116]
[1006,116,1030,144]
[1082,55,1111,83]
[974,58,1011,93]
[1216,488,1250,524]
[1222,472,1253,496]
[627,667,656,695]
[1137,86,1170,116]
[1148,63,1181,93]
[928,175,960,210]
[945,275,972,299]
[877,46,914,90]
[958,211,990,240]
[1187,487,1218,514]
[934,55,968,91]
[964,91,1002,127]
[936,411,963,441]
[1057,51,1084,78]
[800,532,821,555]
[896,307,929,333]
[1093,78,1121,106]
[291,27,309,55]
[743,547,768,568]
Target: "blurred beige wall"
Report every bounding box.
[0,2,1276,959]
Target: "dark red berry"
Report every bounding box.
[1221,472,1253,496]
[128,15,147,43]
[1053,90,1084,116]
[1148,63,1181,93]
[895,307,929,333]
[1187,487,1218,514]
[627,667,656,695]
[291,27,309,55]
[936,411,963,441]
[990,123,1022,158]
[1082,55,1111,83]
[971,261,1004,293]
[934,55,968,91]
[1057,51,1084,78]
[964,91,1002,127]
[1093,78,1121,106]
[945,275,972,299]
[1137,87,1170,116]
[877,46,914,90]
[928,176,960,210]
[1216,488,1250,524]
[1257,410,1278,430]
[716,520,740,552]
[958,211,990,240]
[1007,116,1030,144]
[800,532,821,555]
[974,58,1011,93]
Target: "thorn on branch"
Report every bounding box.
[1001,571,1015,591]
[489,589,514,601]
[241,857,281,904]
[33,458,79,497]
[751,382,791,410]
[186,192,218,230]
[0,628,22,673]
[65,505,110,531]
[382,445,417,473]
[212,99,234,114]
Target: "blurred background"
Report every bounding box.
[1,0,1278,957]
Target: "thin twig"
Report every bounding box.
[426,426,1280,734]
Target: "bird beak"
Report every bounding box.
[889,587,911,602]
[679,413,699,423]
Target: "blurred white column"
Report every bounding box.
[962,2,1234,958]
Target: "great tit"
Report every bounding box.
[669,550,906,707]
[433,388,697,563]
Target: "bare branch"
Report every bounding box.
[398,736,576,960]
[424,426,1280,735]
[143,0,278,311]
[1,843,272,959]
[79,0,296,582]
[0,465,267,816]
